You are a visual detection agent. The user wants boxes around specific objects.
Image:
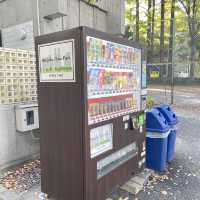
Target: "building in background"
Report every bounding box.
[0,0,125,50]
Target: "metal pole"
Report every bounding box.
[36,0,41,36]
[171,18,175,104]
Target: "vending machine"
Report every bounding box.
[35,27,146,200]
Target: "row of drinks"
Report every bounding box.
[88,68,139,96]
[87,37,139,65]
[89,63,137,70]
[88,96,136,118]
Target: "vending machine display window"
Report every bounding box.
[87,36,142,125]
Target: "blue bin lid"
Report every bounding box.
[146,108,170,133]
[155,104,178,126]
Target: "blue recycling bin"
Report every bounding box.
[156,105,178,162]
[146,108,170,171]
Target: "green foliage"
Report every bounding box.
[125,0,200,64]
[87,0,100,4]
[146,96,155,109]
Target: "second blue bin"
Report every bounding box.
[156,105,178,162]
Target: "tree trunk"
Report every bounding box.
[136,0,139,41]
[189,34,195,78]
[177,0,199,78]
[151,0,155,56]
[168,0,175,80]
[187,15,196,78]
[147,0,152,63]
[160,0,165,63]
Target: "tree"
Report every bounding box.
[125,0,135,40]
[160,0,165,63]
[178,0,200,77]
[168,0,176,81]
[136,0,140,41]
[147,0,152,62]
[151,0,156,56]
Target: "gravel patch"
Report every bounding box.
[0,160,40,192]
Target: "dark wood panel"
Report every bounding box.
[35,28,85,200]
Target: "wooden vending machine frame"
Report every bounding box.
[35,27,146,200]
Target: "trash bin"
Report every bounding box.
[146,108,170,171]
[156,105,178,162]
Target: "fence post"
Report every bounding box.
[170,18,175,104]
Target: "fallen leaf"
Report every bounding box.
[161,190,168,195]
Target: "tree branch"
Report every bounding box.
[194,0,200,16]
[178,0,189,15]
[192,0,197,16]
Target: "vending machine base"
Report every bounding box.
[35,27,146,200]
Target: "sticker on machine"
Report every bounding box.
[38,39,75,82]
[90,123,113,158]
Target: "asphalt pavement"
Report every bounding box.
[136,85,200,200]
[137,116,200,200]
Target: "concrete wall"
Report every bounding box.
[0,0,38,35]
[39,0,108,35]
[0,105,39,170]
[0,0,124,36]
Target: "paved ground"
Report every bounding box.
[0,185,39,200]
[148,85,200,116]
[0,84,200,200]
[137,84,200,200]
[137,116,200,200]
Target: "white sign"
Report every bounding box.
[39,40,75,82]
[90,124,113,158]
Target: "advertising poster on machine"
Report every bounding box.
[86,36,141,125]
[90,124,113,158]
[39,40,75,82]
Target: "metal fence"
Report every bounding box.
[147,61,200,83]
[145,16,200,105]
[147,61,200,105]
